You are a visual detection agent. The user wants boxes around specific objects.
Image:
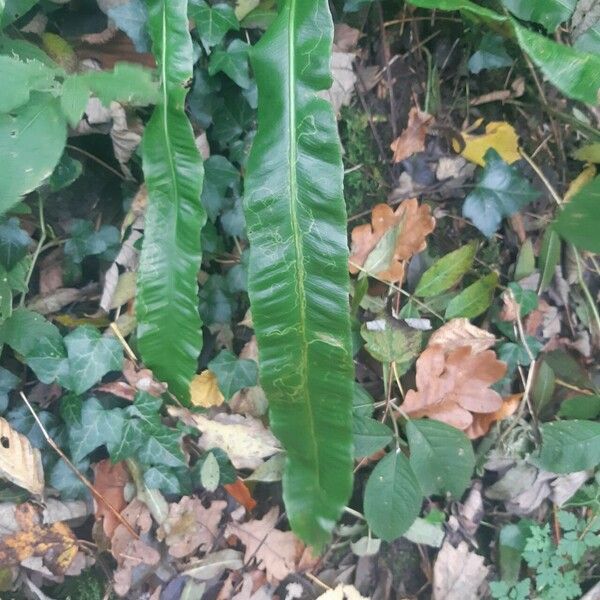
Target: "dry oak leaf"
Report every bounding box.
[169,407,281,470]
[0,417,44,496]
[0,503,78,575]
[390,107,435,163]
[433,541,489,600]
[349,198,435,283]
[225,507,304,584]
[402,344,507,437]
[92,459,129,538]
[428,318,496,355]
[190,370,225,408]
[465,393,521,439]
[157,497,226,558]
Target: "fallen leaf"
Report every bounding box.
[225,507,304,583]
[93,459,129,538]
[349,199,435,283]
[390,107,435,163]
[157,497,226,558]
[123,359,167,397]
[564,163,597,203]
[169,408,281,469]
[183,549,243,581]
[0,417,44,496]
[0,503,78,575]
[456,121,520,166]
[402,345,507,437]
[190,370,225,408]
[433,541,489,600]
[317,584,370,600]
[465,393,521,438]
[427,318,497,354]
[224,479,257,511]
[333,23,360,53]
[318,52,356,115]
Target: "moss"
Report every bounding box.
[50,569,112,600]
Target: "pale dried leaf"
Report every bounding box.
[189,370,225,408]
[318,52,356,115]
[428,318,496,354]
[0,417,44,495]
[433,541,489,600]
[464,394,521,439]
[317,584,370,600]
[390,107,434,163]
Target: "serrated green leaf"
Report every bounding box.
[445,272,498,319]
[190,0,239,51]
[558,395,600,420]
[514,21,600,106]
[0,218,32,271]
[538,420,600,473]
[538,229,561,292]
[553,176,600,252]
[0,92,67,216]
[501,0,576,31]
[463,149,538,237]
[61,327,123,394]
[209,39,251,88]
[244,0,354,548]
[208,349,258,400]
[361,322,422,375]
[364,450,423,541]
[415,243,476,297]
[69,397,125,462]
[406,419,474,497]
[468,33,512,73]
[353,416,393,458]
[137,0,206,404]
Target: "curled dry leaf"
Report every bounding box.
[190,370,225,408]
[433,541,489,600]
[0,503,78,575]
[169,407,281,469]
[465,393,521,439]
[224,479,257,512]
[428,318,496,355]
[390,107,435,163]
[93,459,129,538]
[225,507,305,584]
[157,497,226,558]
[349,198,435,283]
[402,344,507,438]
[0,417,44,496]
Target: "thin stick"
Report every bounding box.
[66,145,128,181]
[110,322,138,363]
[20,198,46,308]
[20,392,139,539]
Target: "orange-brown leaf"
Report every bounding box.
[93,459,129,538]
[225,479,257,511]
[465,394,521,439]
[428,318,497,355]
[390,107,435,163]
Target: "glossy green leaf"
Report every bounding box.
[353,383,375,419]
[0,56,57,113]
[414,243,476,297]
[364,450,423,541]
[501,0,576,31]
[463,149,538,237]
[0,93,67,216]
[538,420,600,473]
[208,349,258,400]
[538,229,561,292]
[361,321,422,375]
[353,416,394,458]
[143,465,181,494]
[531,361,555,415]
[406,419,474,498]
[468,33,512,73]
[137,0,206,404]
[558,395,600,420]
[514,22,600,106]
[190,0,239,51]
[49,153,83,191]
[244,0,354,548]
[445,272,498,319]
[209,39,251,88]
[553,176,600,252]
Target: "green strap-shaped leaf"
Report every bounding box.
[244,0,354,548]
[137,0,205,403]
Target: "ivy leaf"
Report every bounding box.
[143,465,181,494]
[208,349,258,400]
[190,0,239,51]
[61,327,123,395]
[0,367,19,413]
[415,243,476,297]
[463,149,538,237]
[209,39,251,89]
[199,274,234,324]
[136,423,186,467]
[444,272,498,319]
[364,450,423,541]
[468,33,512,73]
[107,0,150,52]
[406,419,474,497]
[0,218,32,271]
[64,220,120,264]
[501,0,576,31]
[68,397,126,462]
[108,417,145,462]
[49,457,90,500]
[201,155,240,221]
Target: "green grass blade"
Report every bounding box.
[244,0,354,549]
[137,0,205,403]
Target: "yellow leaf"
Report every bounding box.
[564,163,597,203]
[456,121,520,166]
[189,370,225,408]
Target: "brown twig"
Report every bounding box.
[19,391,139,539]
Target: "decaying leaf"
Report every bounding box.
[433,541,489,600]
[0,503,78,575]
[317,584,370,600]
[93,459,129,538]
[390,107,435,163]
[157,497,226,558]
[465,393,521,438]
[0,417,44,496]
[169,407,281,469]
[349,199,435,283]
[402,344,507,438]
[190,370,225,408]
[225,507,305,583]
[428,318,497,355]
[456,121,520,166]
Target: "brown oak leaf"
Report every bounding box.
[390,107,435,163]
[402,344,507,437]
[465,393,521,439]
[428,318,497,355]
[93,459,129,538]
[349,198,435,283]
